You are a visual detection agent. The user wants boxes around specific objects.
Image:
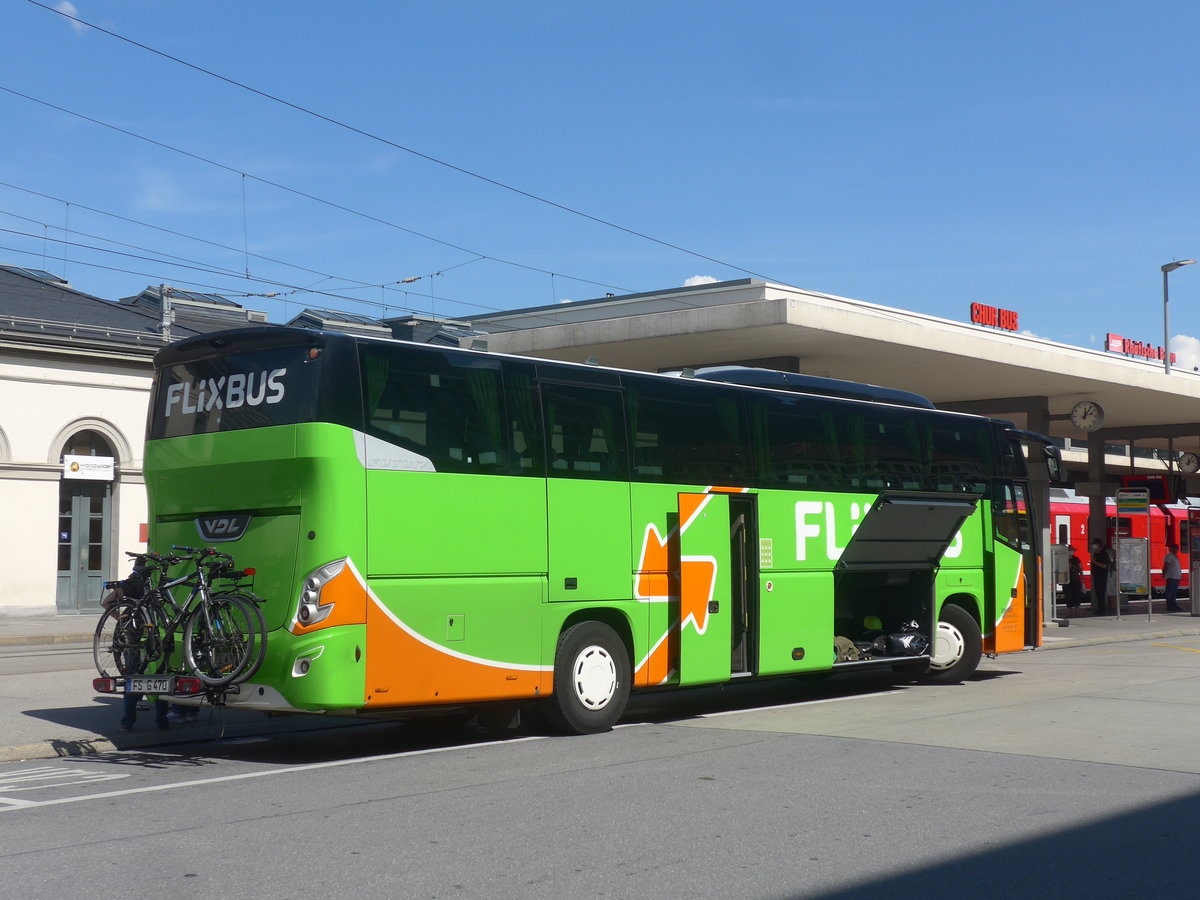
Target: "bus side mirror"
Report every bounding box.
[1045,446,1065,485]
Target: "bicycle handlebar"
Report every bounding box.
[123,546,251,582]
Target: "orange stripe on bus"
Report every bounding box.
[363,599,551,708]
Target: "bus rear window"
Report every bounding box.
[150,346,320,438]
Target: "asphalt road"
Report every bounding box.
[3,637,1200,899]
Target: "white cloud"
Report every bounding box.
[1171,334,1200,372]
[683,275,718,287]
[54,2,87,35]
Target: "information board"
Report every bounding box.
[1118,537,1149,595]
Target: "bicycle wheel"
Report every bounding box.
[182,594,257,686]
[93,601,154,678]
[212,590,268,682]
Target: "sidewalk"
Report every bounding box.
[3,603,1200,763]
[0,611,99,647]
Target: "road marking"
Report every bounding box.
[0,735,547,812]
[1150,643,1200,654]
[696,689,904,718]
[0,766,131,810]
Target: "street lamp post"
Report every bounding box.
[1162,259,1197,375]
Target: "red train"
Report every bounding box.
[1050,488,1191,596]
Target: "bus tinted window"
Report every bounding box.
[361,347,510,474]
[929,422,992,492]
[628,380,750,485]
[845,406,925,491]
[151,346,319,438]
[997,433,1028,480]
[503,364,544,476]
[542,383,628,481]
[756,396,842,489]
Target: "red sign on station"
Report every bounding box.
[1105,332,1175,364]
[969,302,1019,331]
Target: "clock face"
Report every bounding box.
[1180,452,1200,475]
[1070,400,1104,432]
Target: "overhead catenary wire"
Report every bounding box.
[0,85,637,298]
[29,0,784,285]
[0,180,488,297]
[0,227,503,319]
[0,180,764,331]
[0,232,642,328]
[0,207,613,329]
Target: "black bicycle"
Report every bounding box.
[93,547,267,687]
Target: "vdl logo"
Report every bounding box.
[195,514,252,543]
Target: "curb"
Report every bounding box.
[0,635,94,648]
[1037,627,1200,651]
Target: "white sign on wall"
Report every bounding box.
[62,455,114,481]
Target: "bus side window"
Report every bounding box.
[859,408,924,491]
[930,424,990,493]
[503,365,544,476]
[541,383,628,481]
[761,397,841,490]
[993,481,1031,550]
[362,349,509,474]
[627,380,749,486]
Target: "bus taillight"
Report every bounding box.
[295,559,346,628]
[174,677,204,695]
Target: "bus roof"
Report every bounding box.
[156,324,985,422]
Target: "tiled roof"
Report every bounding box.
[0,265,198,350]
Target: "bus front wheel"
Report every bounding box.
[925,604,982,684]
[543,622,631,735]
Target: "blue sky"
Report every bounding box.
[3,1,1200,363]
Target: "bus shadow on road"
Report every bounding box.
[801,786,1200,899]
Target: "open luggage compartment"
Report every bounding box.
[832,492,979,667]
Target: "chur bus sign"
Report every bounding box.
[969,303,1019,331]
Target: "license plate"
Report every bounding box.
[124,676,174,694]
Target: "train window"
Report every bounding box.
[1107,516,1132,537]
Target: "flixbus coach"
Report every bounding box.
[143,326,1062,734]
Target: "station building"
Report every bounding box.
[0,266,265,615]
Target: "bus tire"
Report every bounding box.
[543,621,630,735]
[925,604,981,684]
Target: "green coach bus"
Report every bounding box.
[144,325,1061,734]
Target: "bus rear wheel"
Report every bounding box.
[543,622,631,735]
[925,604,981,684]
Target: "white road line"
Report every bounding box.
[695,689,904,718]
[0,766,129,792]
[0,735,547,812]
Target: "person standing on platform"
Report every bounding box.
[1065,546,1084,610]
[1163,543,1183,612]
[1090,538,1110,615]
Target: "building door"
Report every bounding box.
[55,431,114,614]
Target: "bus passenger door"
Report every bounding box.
[990,481,1039,653]
[677,492,732,685]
